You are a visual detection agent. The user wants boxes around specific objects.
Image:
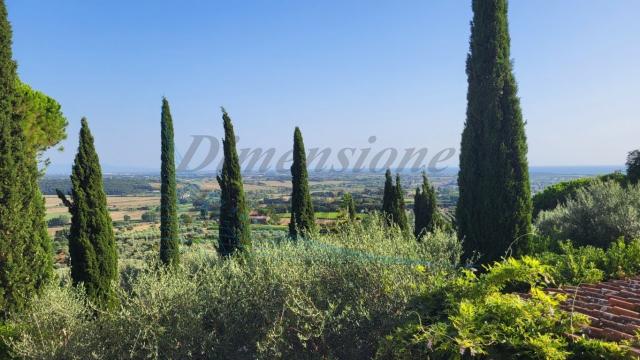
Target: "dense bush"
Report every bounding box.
[532,173,626,217]
[536,181,640,248]
[3,217,461,359]
[376,257,628,359]
[539,239,640,285]
[47,215,70,227]
[377,258,580,359]
[141,211,158,223]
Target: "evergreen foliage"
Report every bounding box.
[159,98,179,266]
[414,172,438,240]
[626,149,640,184]
[456,0,532,264]
[381,170,409,233]
[342,193,357,221]
[14,80,67,155]
[289,127,315,239]
[217,108,250,256]
[0,0,52,317]
[393,174,409,234]
[57,118,117,309]
[382,169,394,224]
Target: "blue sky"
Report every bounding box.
[7,1,640,172]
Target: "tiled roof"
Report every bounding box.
[546,277,640,356]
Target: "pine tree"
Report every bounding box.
[393,174,409,233]
[289,127,315,239]
[0,0,52,317]
[57,118,117,309]
[457,0,532,264]
[160,98,179,266]
[217,108,250,256]
[382,169,394,224]
[414,172,438,240]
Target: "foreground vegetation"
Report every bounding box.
[4,218,461,359]
[5,214,640,359]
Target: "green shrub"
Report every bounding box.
[539,239,640,285]
[568,337,631,360]
[5,216,461,359]
[536,181,640,248]
[376,257,593,359]
[141,211,158,223]
[47,215,70,227]
[532,173,626,217]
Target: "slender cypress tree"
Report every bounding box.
[159,98,179,266]
[58,118,117,309]
[342,193,357,222]
[289,127,315,239]
[217,108,250,256]
[393,174,409,233]
[0,0,51,317]
[382,169,394,224]
[414,172,438,240]
[457,0,532,263]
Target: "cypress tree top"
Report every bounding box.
[160,98,179,266]
[217,108,250,256]
[414,172,438,240]
[289,126,315,239]
[382,169,394,223]
[457,0,532,263]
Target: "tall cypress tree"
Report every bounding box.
[457,0,532,263]
[393,174,409,233]
[414,172,438,240]
[381,170,409,232]
[58,118,117,309]
[0,0,51,317]
[160,98,179,266]
[382,169,394,224]
[289,127,315,239]
[217,108,250,256]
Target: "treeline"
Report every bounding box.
[39,176,155,196]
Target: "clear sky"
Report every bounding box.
[7,0,640,172]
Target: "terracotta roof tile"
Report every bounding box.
[545,276,640,356]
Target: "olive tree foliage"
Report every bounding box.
[536,181,640,248]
